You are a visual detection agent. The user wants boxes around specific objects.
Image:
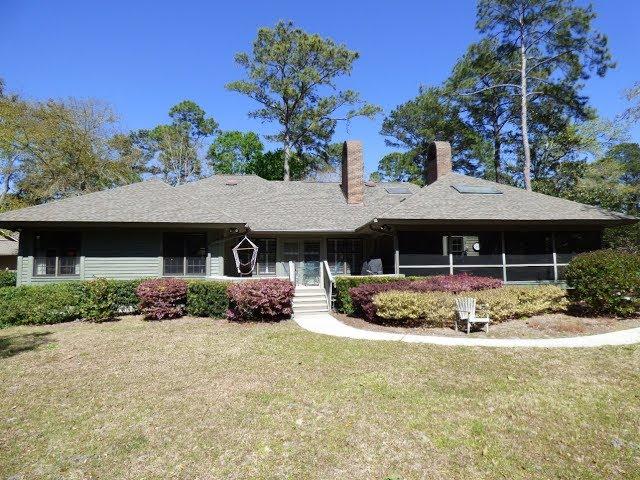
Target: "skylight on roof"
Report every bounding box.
[452,184,503,195]
[385,186,412,195]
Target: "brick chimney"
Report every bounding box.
[341,140,364,204]
[424,141,452,185]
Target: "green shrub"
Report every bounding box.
[107,279,144,312]
[0,270,16,288]
[0,282,85,326]
[82,278,117,322]
[334,275,405,315]
[565,249,640,317]
[373,286,568,327]
[187,280,230,318]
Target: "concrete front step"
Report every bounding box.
[293,295,327,304]
[293,286,328,314]
[294,304,329,313]
[294,288,326,296]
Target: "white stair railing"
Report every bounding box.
[288,261,296,284]
[321,260,335,311]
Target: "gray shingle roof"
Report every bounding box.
[0,237,17,256]
[0,173,634,231]
[377,173,635,224]
[0,180,237,225]
[178,175,419,232]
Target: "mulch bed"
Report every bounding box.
[333,312,640,339]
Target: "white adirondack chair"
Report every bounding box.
[455,297,490,334]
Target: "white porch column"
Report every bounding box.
[501,231,507,283]
[393,232,399,275]
[552,231,558,282]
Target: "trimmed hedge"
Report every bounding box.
[349,274,503,321]
[565,249,640,317]
[227,279,294,321]
[334,275,405,315]
[373,286,568,327]
[0,270,16,288]
[187,280,230,318]
[82,278,117,322]
[0,283,85,326]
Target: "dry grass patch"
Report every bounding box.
[1,316,639,479]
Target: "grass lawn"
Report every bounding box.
[1,316,639,479]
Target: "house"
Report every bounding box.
[0,140,635,310]
[0,231,18,271]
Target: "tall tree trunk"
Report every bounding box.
[519,25,532,191]
[283,136,291,181]
[0,157,15,205]
[492,120,501,183]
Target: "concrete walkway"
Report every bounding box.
[293,313,640,348]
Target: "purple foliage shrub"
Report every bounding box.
[349,273,503,321]
[136,278,188,320]
[227,279,295,321]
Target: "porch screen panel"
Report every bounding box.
[452,267,503,279]
[255,238,276,275]
[451,232,502,265]
[506,266,554,282]
[555,231,601,264]
[505,231,553,264]
[328,239,363,275]
[397,232,448,266]
[399,267,449,277]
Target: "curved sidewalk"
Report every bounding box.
[293,313,640,348]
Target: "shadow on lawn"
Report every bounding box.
[0,331,54,359]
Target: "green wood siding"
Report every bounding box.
[83,230,161,280]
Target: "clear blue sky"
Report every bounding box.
[1,0,639,176]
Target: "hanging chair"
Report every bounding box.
[232,235,259,276]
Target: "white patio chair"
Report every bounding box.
[455,297,490,334]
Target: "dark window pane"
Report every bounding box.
[256,238,276,275]
[164,257,184,275]
[328,238,363,275]
[58,257,80,275]
[186,256,206,275]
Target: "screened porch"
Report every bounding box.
[395,229,601,283]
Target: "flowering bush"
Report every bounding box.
[349,274,503,321]
[373,286,567,327]
[227,279,294,321]
[136,278,188,320]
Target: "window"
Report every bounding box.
[33,232,81,276]
[328,238,363,275]
[255,238,276,275]
[163,233,206,276]
[449,236,465,256]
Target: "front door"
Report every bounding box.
[283,239,321,286]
